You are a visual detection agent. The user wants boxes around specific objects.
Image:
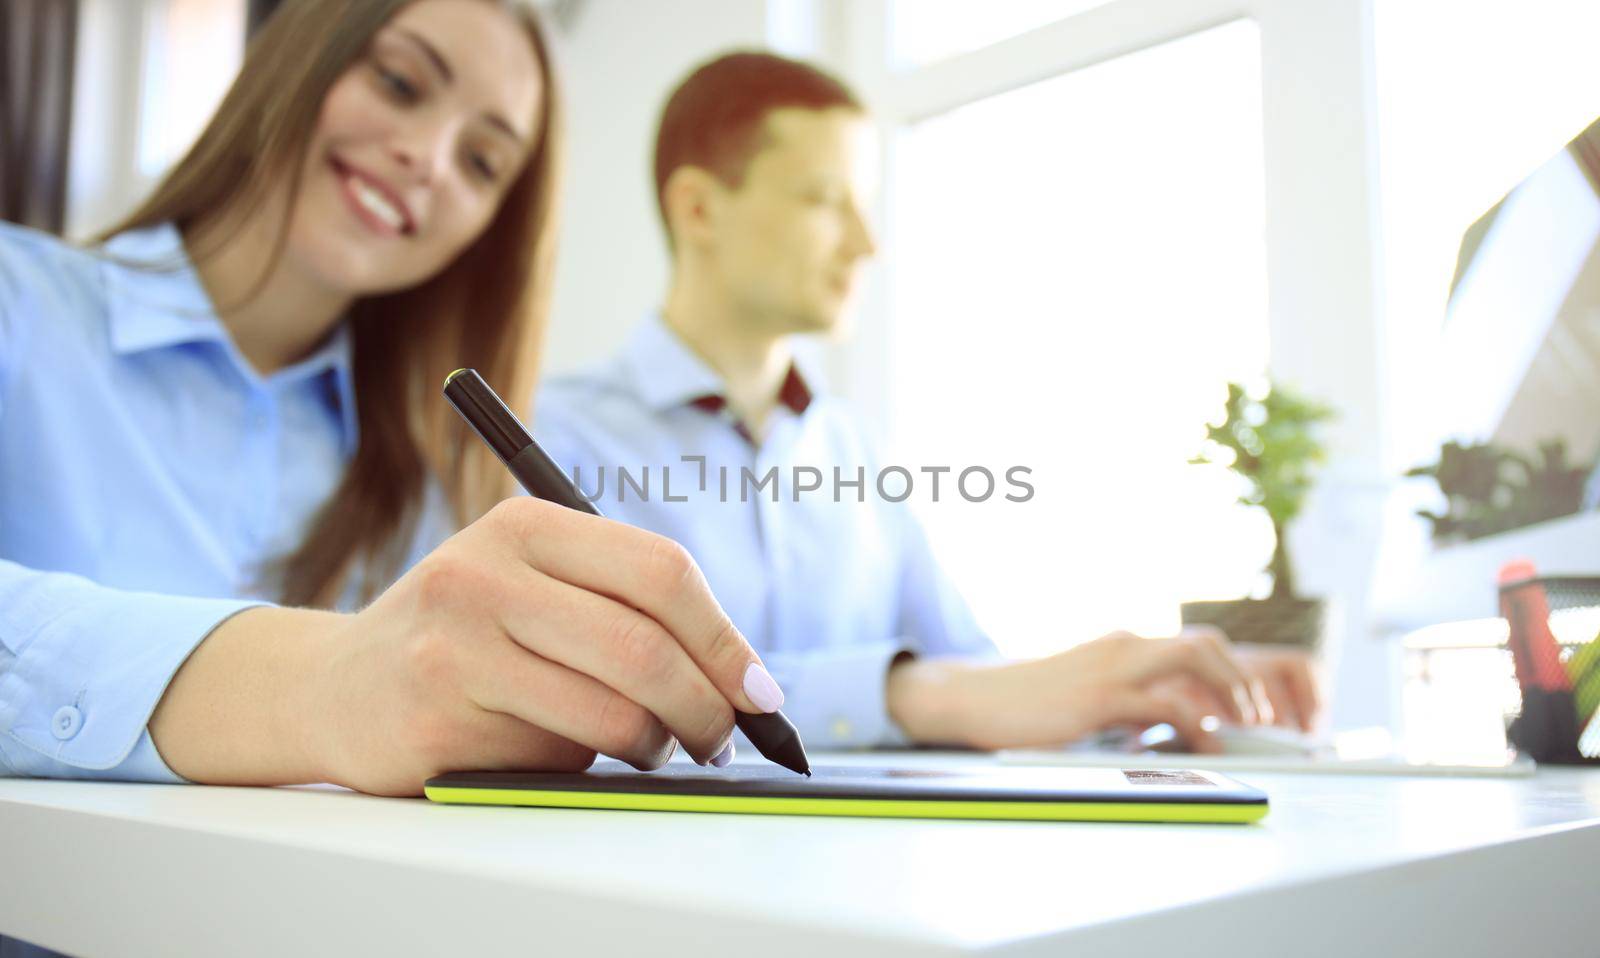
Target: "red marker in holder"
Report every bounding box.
[1501,558,1582,762]
[1499,558,1570,692]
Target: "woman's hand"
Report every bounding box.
[885,626,1278,753]
[152,498,781,796]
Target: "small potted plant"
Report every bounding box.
[1404,440,1513,543]
[1183,381,1335,648]
[1407,438,1591,544]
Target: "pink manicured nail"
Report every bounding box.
[743,662,784,712]
[710,740,735,767]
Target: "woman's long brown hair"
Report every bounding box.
[97,0,562,607]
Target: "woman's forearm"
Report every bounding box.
[148,606,342,786]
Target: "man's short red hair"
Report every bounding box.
[653,51,863,237]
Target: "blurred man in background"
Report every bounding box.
[535,51,1320,753]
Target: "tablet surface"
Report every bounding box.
[425,762,1269,823]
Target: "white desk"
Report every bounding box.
[3,751,1598,957]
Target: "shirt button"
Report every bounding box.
[830,717,853,742]
[52,706,83,740]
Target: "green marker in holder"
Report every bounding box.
[1567,628,1600,723]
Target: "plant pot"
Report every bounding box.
[1180,596,1327,650]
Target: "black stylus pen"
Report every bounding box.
[443,367,811,776]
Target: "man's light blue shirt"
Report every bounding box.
[534,315,998,748]
[0,220,447,784]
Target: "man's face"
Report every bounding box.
[708,107,879,335]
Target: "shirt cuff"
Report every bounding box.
[0,571,265,780]
[753,642,912,750]
[0,726,189,783]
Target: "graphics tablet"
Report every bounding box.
[425,762,1269,823]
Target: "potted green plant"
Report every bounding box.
[1407,438,1591,544]
[1404,440,1514,543]
[1183,381,1335,648]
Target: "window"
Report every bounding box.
[1369,0,1600,751]
[883,20,1269,655]
[1375,0,1600,472]
[137,0,247,178]
[832,0,1386,727]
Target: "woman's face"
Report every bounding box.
[283,0,542,297]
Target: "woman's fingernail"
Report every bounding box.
[710,740,735,767]
[743,662,785,713]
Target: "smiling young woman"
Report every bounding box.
[100,0,561,606]
[0,0,784,812]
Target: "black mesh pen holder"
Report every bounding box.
[1501,575,1600,764]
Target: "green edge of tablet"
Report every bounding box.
[423,786,1268,824]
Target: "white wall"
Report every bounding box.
[540,0,781,376]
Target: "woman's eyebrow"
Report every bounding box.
[392,26,528,145]
[395,27,454,83]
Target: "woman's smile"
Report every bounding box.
[329,154,415,238]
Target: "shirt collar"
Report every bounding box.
[99,222,360,455]
[101,222,232,355]
[620,312,817,417]
[284,323,360,456]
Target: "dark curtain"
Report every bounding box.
[0,0,80,234]
[248,0,287,38]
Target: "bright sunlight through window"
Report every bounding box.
[887,19,1271,657]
